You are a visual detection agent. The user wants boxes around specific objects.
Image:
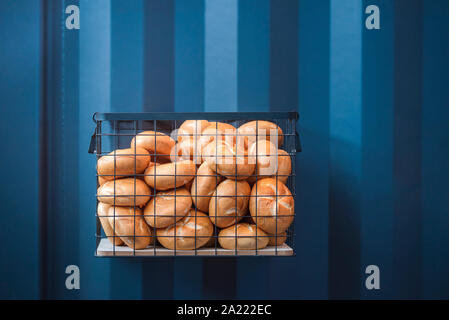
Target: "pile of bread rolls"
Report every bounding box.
[96,120,294,251]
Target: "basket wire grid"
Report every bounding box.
[90,112,300,257]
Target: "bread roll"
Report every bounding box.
[131,131,175,161]
[97,148,151,182]
[218,223,269,250]
[170,137,203,163]
[191,162,223,212]
[209,179,251,228]
[107,206,153,249]
[156,209,214,250]
[97,202,124,246]
[97,177,151,206]
[203,140,255,180]
[177,120,209,142]
[267,231,287,246]
[237,120,284,148]
[247,141,292,184]
[99,174,150,187]
[144,160,196,190]
[143,188,192,228]
[249,178,294,234]
[198,122,236,151]
[203,227,220,247]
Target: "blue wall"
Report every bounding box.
[0,0,448,299]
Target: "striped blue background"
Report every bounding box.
[0,0,448,299]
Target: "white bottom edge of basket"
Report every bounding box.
[96,238,293,256]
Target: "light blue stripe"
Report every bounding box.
[79,0,111,299]
[204,0,238,111]
[328,0,362,299]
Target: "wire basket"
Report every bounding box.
[89,112,301,257]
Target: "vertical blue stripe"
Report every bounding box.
[173,0,205,300]
[142,0,175,299]
[267,0,300,299]
[361,0,394,299]
[392,0,422,299]
[422,0,449,299]
[144,0,175,112]
[329,0,362,299]
[175,0,204,113]
[203,0,238,299]
[0,0,40,299]
[237,0,270,112]
[79,0,111,299]
[204,0,238,111]
[235,0,270,299]
[109,0,144,299]
[270,0,298,111]
[40,0,80,299]
[297,0,330,299]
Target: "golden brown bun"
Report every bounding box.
[97,203,124,246]
[267,232,287,246]
[191,162,223,212]
[131,131,175,161]
[237,120,284,148]
[209,179,251,228]
[156,209,214,250]
[203,140,255,180]
[198,122,237,151]
[177,120,209,142]
[107,206,153,249]
[247,142,292,184]
[170,137,203,163]
[249,178,294,234]
[218,223,269,250]
[203,227,220,247]
[97,148,151,182]
[143,188,192,228]
[97,178,151,206]
[144,160,196,190]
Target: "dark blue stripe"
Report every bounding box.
[143,0,175,112]
[361,0,394,299]
[173,0,205,300]
[268,0,299,299]
[109,0,144,299]
[328,0,362,299]
[141,0,175,299]
[0,0,41,299]
[236,0,270,299]
[269,0,298,111]
[237,0,270,112]
[421,0,449,299]
[297,0,330,299]
[175,0,204,113]
[392,0,423,299]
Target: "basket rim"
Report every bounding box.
[93,111,299,122]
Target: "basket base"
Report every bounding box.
[96,238,293,257]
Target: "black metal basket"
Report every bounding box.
[89,112,301,257]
